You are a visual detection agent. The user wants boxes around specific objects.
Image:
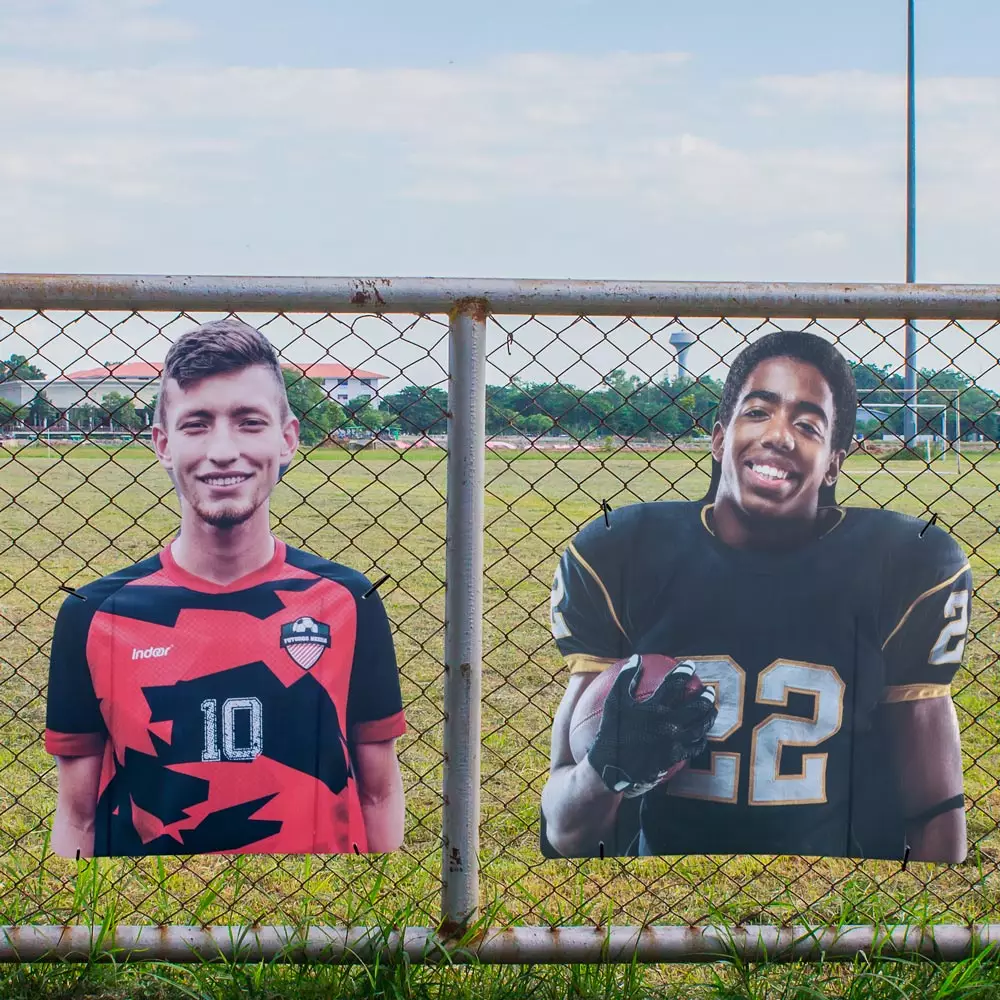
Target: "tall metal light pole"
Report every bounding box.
[903,0,919,446]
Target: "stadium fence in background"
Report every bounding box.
[0,275,999,964]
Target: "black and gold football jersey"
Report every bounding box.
[545,500,972,859]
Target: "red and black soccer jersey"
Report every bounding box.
[544,500,973,860]
[45,537,406,857]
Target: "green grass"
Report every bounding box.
[1,439,1000,996]
[6,948,1000,998]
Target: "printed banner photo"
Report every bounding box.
[44,319,407,858]
[540,331,971,863]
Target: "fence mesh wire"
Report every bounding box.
[0,302,998,933]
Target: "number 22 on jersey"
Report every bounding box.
[665,657,846,806]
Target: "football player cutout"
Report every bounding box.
[541,330,972,863]
[45,319,407,857]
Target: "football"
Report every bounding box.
[568,654,706,767]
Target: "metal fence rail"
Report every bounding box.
[2,273,1000,316]
[6,924,1000,965]
[0,275,998,964]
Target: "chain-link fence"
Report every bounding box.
[0,277,999,962]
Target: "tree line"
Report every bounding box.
[2,354,998,444]
[464,364,999,441]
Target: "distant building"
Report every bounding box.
[0,376,42,410]
[282,363,386,406]
[0,360,388,414]
[24,361,162,411]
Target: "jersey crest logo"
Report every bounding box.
[280,616,332,670]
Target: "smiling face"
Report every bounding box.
[711,356,846,525]
[151,365,298,531]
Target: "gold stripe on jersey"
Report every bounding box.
[566,654,619,675]
[701,504,714,535]
[882,683,952,703]
[881,563,972,651]
[819,505,848,537]
[567,542,629,640]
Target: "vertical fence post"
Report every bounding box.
[903,0,919,446]
[440,298,488,932]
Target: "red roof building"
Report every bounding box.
[59,359,389,407]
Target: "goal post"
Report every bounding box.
[856,388,963,474]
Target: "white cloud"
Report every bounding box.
[753,69,1000,118]
[0,0,195,50]
[0,55,896,222]
[0,52,699,209]
[0,53,997,283]
[0,135,243,201]
[0,52,691,139]
[754,71,903,115]
[742,68,1000,252]
[922,76,1000,112]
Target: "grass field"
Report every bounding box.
[7,948,1000,1000]
[9,948,1000,1000]
[1,439,1000,953]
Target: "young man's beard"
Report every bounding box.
[190,496,260,530]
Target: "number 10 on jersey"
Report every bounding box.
[201,697,264,762]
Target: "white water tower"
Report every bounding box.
[670,329,696,381]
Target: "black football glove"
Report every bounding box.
[586,655,717,798]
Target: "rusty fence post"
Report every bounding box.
[440,297,488,932]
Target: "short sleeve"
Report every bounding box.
[881,524,973,702]
[44,592,107,756]
[346,585,407,744]
[550,515,631,674]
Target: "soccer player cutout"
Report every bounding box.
[541,331,972,863]
[45,320,407,857]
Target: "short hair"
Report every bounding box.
[704,330,858,505]
[153,318,290,427]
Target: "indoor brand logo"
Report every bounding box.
[132,645,173,660]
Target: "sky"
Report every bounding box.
[1,0,999,389]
